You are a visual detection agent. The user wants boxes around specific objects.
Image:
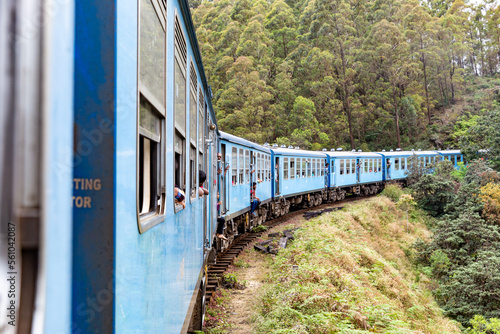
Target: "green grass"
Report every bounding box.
[253,196,461,333]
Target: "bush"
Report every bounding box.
[480,183,500,224]
[381,183,404,202]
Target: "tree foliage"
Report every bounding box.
[192,0,500,150]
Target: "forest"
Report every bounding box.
[191,0,500,153]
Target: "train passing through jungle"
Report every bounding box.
[0,0,465,333]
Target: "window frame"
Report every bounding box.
[284,157,289,180]
[137,0,167,232]
[231,147,238,186]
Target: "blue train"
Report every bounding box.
[0,0,465,333]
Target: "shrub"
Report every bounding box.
[381,183,404,202]
[480,183,500,224]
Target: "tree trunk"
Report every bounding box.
[393,88,401,148]
[421,51,431,125]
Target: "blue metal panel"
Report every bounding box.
[279,154,324,196]
[72,0,116,331]
[224,141,251,217]
[113,0,210,332]
[43,1,74,332]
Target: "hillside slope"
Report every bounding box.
[253,196,460,333]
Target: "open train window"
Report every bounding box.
[340,159,344,175]
[301,159,306,177]
[198,88,205,177]
[345,159,350,175]
[245,150,250,183]
[256,153,261,181]
[239,149,244,184]
[232,147,237,185]
[174,14,187,212]
[267,155,271,180]
[321,160,324,176]
[401,158,405,170]
[284,158,289,180]
[189,62,198,200]
[137,0,166,231]
[395,158,399,170]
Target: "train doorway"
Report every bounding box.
[220,143,227,214]
[274,157,280,196]
[356,158,361,183]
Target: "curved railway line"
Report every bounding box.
[205,194,376,306]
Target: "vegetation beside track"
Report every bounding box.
[253,195,460,333]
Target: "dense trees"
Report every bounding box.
[192,0,500,150]
[412,159,500,326]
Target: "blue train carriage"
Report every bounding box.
[72,0,218,332]
[326,150,384,198]
[0,0,74,332]
[379,149,439,183]
[437,149,464,168]
[270,146,327,214]
[219,132,272,236]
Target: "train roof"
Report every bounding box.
[324,151,382,158]
[378,150,439,156]
[178,0,218,129]
[271,147,326,158]
[219,131,271,153]
[436,150,461,155]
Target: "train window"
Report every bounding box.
[301,159,306,177]
[290,158,295,179]
[138,0,166,228]
[257,153,261,181]
[312,160,316,177]
[239,149,244,184]
[284,158,289,180]
[245,150,250,183]
[363,159,367,173]
[350,159,354,174]
[316,159,320,177]
[189,63,198,200]
[306,160,311,177]
[321,160,324,176]
[174,15,187,211]
[345,159,350,174]
[198,89,205,175]
[232,147,237,185]
[340,159,344,175]
[395,158,399,171]
[401,158,405,170]
[267,155,271,180]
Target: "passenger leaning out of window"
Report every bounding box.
[174,187,186,209]
[217,153,229,176]
[199,170,209,197]
[250,182,260,217]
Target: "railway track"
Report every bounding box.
[205,194,375,306]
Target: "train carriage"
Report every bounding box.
[379,150,440,182]
[0,0,75,332]
[326,150,384,198]
[437,149,464,168]
[219,132,272,229]
[71,0,218,332]
[270,146,327,211]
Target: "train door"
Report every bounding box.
[356,158,361,183]
[385,158,391,180]
[220,143,227,214]
[274,157,280,195]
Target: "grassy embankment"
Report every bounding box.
[253,194,460,333]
